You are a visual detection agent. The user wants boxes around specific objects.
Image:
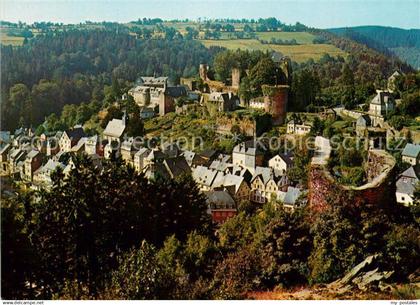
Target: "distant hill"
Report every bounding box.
[328,26,420,69]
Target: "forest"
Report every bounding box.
[0,29,219,131]
[328,26,420,69]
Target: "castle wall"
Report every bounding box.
[308,149,396,213]
[215,116,256,137]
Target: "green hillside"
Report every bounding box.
[328,26,420,69]
[199,38,346,62]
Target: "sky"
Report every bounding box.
[1,0,419,29]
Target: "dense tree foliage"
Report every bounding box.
[329,26,420,69]
[1,29,217,131]
[3,156,211,298]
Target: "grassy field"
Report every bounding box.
[199,39,347,62]
[0,30,25,46]
[255,31,316,44]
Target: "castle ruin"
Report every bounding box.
[308,137,396,213]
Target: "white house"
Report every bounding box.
[287,120,312,135]
[103,113,126,143]
[369,90,395,126]
[33,159,65,189]
[59,127,86,152]
[402,143,420,166]
[232,142,264,173]
[192,165,218,192]
[268,153,293,176]
[396,165,419,206]
[133,148,151,172]
[249,97,265,109]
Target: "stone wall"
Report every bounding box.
[215,116,256,137]
[309,139,396,213]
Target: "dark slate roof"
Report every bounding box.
[396,165,419,196]
[146,149,166,161]
[356,115,371,127]
[65,127,86,141]
[400,165,420,180]
[200,149,217,159]
[165,86,187,98]
[144,163,171,180]
[164,156,191,178]
[206,190,236,209]
[162,142,180,158]
[279,153,293,167]
[370,90,394,106]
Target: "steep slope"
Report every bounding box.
[328,26,420,69]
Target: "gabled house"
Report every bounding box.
[207,92,239,112]
[23,150,44,181]
[192,166,218,191]
[71,137,87,155]
[9,148,28,175]
[103,114,126,143]
[134,148,151,172]
[59,127,86,152]
[250,167,276,203]
[33,159,65,189]
[144,149,166,169]
[287,120,312,135]
[85,135,104,156]
[369,90,395,125]
[402,143,420,166]
[388,71,402,93]
[0,144,12,175]
[46,136,60,156]
[396,165,419,206]
[212,172,250,202]
[268,153,293,176]
[198,149,218,166]
[278,186,305,211]
[121,137,138,164]
[163,156,191,179]
[182,150,207,167]
[232,141,264,173]
[206,190,237,224]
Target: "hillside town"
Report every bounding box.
[1,60,418,225]
[1,9,420,300]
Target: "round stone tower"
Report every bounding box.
[262,85,289,125]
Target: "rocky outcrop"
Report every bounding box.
[328,255,394,292]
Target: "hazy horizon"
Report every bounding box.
[1,0,419,30]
